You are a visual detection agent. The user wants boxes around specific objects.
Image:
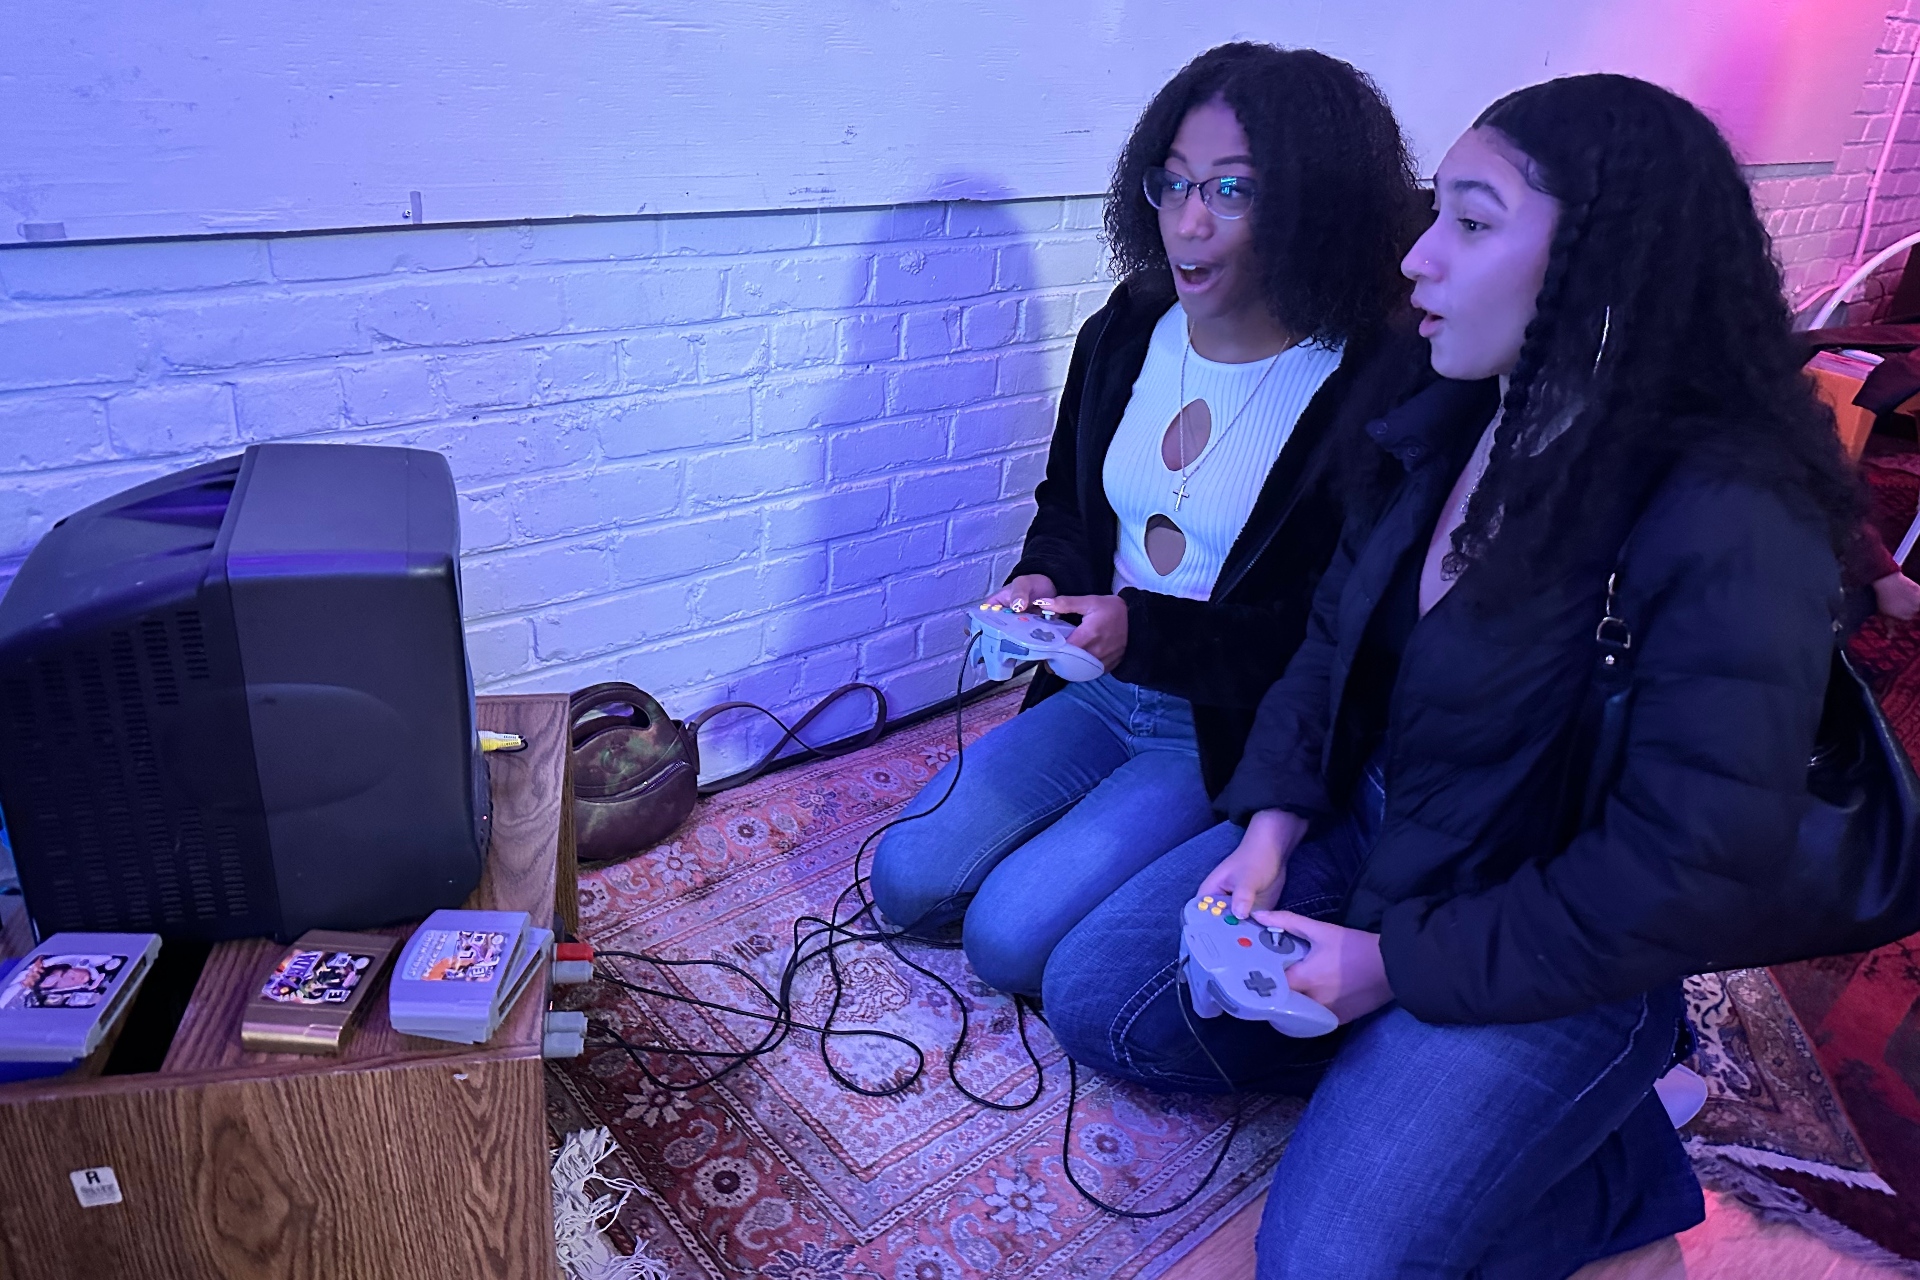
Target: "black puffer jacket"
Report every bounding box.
[1011,276,1434,795]
[1219,378,1840,1024]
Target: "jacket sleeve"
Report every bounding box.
[1211,509,1371,824]
[1006,304,1111,598]
[1380,479,1838,1024]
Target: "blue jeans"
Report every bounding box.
[1042,773,1704,1277]
[868,675,1216,997]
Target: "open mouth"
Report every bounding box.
[1418,311,1445,338]
[1175,261,1218,288]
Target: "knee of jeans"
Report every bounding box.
[868,827,956,933]
[1255,1179,1432,1280]
[962,908,1047,998]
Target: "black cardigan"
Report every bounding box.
[1220,379,1841,1024]
[1009,276,1434,796]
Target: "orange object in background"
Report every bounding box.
[1807,352,1879,460]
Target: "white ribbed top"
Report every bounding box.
[1103,304,1343,601]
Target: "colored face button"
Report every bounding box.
[1236,937,1251,947]
[1223,914,1239,925]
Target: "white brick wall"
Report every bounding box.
[0,197,1112,776]
[1762,0,1920,318]
[6,22,1919,782]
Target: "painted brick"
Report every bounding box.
[838,314,901,364]
[947,198,1064,237]
[566,265,724,331]
[610,622,766,696]
[271,230,479,281]
[998,345,1070,396]
[762,590,886,659]
[0,461,180,558]
[536,342,622,403]
[106,382,236,456]
[459,486,514,553]
[947,502,1035,557]
[772,316,838,368]
[341,359,442,426]
[437,347,538,410]
[512,461,681,541]
[826,417,948,482]
[692,550,829,625]
[475,219,663,267]
[462,538,615,617]
[998,239,1107,291]
[829,523,946,590]
[399,408,599,485]
[0,311,141,390]
[610,511,762,587]
[696,324,771,381]
[685,437,826,508]
[464,616,534,683]
[878,656,971,713]
[152,292,366,370]
[619,331,703,391]
[0,395,110,469]
[952,397,1052,458]
[763,484,891,551]
[890,357,998,414]
[816,204,946,245]
[902,308,962,361]
[962,299,1021,349]
[892,461,1002,520]
[873,247,996,306]
[598,388,754,456]
[232,368,345,441]
[664,211,815,256]
[0,239,268,299]
[1002,448,1049,498]
[883,557,996,623]
[361,276,567,347]
[533,580,697,661]
[755,367,887,435]
[725,251,872,315]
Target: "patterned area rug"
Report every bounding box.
[546,686,1303,1280]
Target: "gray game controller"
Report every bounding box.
[967,603,1104,682]
[1179,895,1339,1038]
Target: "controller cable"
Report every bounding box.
[579,632,1250,1219]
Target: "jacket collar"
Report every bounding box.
[1363,376,1500,468]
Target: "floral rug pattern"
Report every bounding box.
[546,687,1300,1280]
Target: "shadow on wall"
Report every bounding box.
[680,182,1046,778]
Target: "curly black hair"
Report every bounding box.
[1444,74,1861,597]
[1104,43,1423,346]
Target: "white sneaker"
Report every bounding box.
[1653,1063,1708,1128]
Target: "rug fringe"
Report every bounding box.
[1685,1137,1894,1194]
[1693,1154,1920,1277]
[551,1126,670,1280]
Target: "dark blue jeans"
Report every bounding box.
[1041,775,1704,1277]
[868,675,1216,996]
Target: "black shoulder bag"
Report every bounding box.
[1579,568,1920,968]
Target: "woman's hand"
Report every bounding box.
[1196,809,1312,918]
[1035,593,1128,670]
[986,574,1057,613]
[1874,571,1920,622]
[1251,910,1394,1025]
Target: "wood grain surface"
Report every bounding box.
[0,694,568,1280]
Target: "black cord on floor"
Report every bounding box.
[579,634,1246,1218]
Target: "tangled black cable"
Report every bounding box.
[583,634,1250,1219]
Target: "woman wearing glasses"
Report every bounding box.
[870,43,1431,997]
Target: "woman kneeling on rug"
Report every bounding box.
[1041,74,1864,1276]
[867,43,1434,996]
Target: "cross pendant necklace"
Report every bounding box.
[1172,475,1190,510]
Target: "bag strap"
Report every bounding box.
[684,682,889,795]
[569,682,679,753]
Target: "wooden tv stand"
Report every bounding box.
[0,694,574,1280]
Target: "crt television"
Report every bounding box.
[0,443,491,943]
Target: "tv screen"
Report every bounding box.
[0,443,490,943]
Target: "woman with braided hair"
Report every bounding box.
[1041,74,1862,1274]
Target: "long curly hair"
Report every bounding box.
[1445,74,1861,597]
[1104,43,1422,346]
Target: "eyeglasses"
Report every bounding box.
[1142,167,1257,219]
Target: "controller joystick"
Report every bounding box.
[967,602,1104,683]
[1178,895,1338,1038]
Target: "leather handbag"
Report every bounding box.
[1575,569,1920,967]
[569,681,887,865]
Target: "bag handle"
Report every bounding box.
[685,682,888,795]
[569,682,680,754]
